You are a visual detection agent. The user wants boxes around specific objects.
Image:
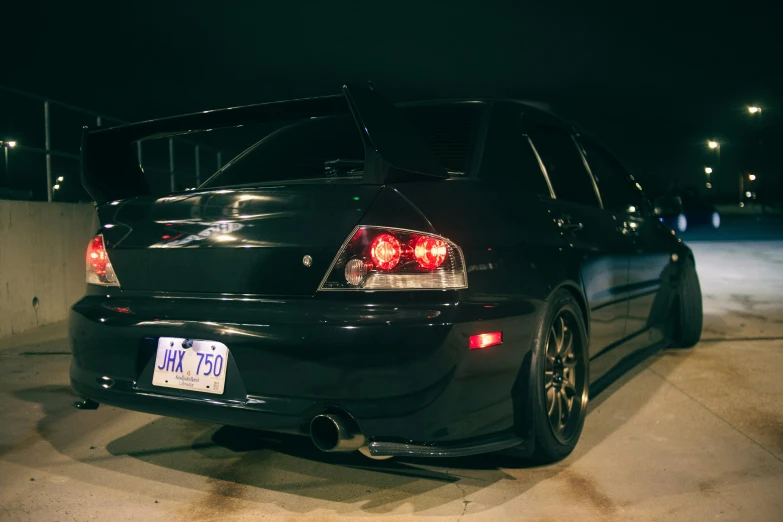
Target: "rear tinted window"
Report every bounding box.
[477,106,552,196]
[201,104,482,188]
[202,115,365,188]
[403,105,482,175]
[528,125,600,207]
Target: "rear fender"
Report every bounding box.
[359,187,435,234]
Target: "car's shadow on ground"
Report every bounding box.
[12,340,693,515]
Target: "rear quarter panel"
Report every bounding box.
[393,180,581,303]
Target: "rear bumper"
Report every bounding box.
[69,291,541,452]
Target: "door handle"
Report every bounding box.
[557,218,584,234]
[618,223,640,236]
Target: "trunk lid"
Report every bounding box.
[85,84,453,296]
[100,184,382,295]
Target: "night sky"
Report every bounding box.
[3,1,782,202]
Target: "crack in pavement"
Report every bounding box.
[19,351,71,356]
[700,336,783,343]
[646,366,783,464]
[445,468,470,521]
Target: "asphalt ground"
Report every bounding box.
[1,235,782,521]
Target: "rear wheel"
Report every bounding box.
[528,290,589,463]
[671,258,703,348]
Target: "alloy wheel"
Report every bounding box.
[544,311,586,443]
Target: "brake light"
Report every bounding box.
[370,233,401,270]
[469,332,502,349]
[319,226,467,291]
[414,236,447,269]
[86,235,120,286]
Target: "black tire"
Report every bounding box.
[671,258,703,348]
[527,289,589,463]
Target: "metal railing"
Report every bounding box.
[0,85,222,203]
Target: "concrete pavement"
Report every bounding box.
[1,241,782,521]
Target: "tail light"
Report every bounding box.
[318,226,467,291]
[86,235,120,286]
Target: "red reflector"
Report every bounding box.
[469,332,502,349]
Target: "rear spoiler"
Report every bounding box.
[82,84,446,204]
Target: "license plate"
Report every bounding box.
[152,337,229,395]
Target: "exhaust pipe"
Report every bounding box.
[73,398,100,410]
[309,413,366,452]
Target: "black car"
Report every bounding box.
[69,85,703,463]
[655,191,721,233]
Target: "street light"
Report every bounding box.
[749,174,756,181]
[748,106,761,115]
[57,176,64,182]
[704,167,713,174]
[1,140,18,185]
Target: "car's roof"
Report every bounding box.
[399,97,558,118]
[399,97,583,137]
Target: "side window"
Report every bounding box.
[403,105,482,175]
[477,108,552,197]
[580,140,644,214]
[528,125,600,207]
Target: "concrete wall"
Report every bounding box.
[0,200,95,338]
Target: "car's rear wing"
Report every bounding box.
[82,84,447,204]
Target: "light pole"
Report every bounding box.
[1,140,17,186]
[708,140,720,170]
[708,141,720,195]
[746,174,759,209]
[740,174,744,206]
[740,173,758,207]
[748,106,763,211]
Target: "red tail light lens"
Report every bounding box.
[86,235,120,286]
[469,332,502,349]
[319,226,467,291]
[370,233,401,270]
[414,236,447,269]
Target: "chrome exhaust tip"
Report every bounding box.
[73,398,100,410]
[310,413,366,452]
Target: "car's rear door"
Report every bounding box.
[522,120,631,360]
[578,138,672,342]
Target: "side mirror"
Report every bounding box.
[653,196,683,218]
